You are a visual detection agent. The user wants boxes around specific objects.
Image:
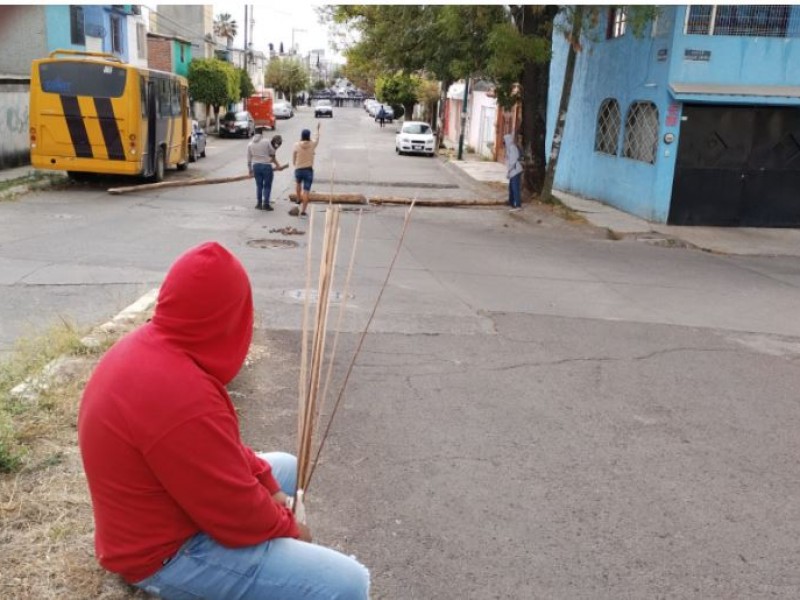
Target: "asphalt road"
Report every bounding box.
[3,105,800,598]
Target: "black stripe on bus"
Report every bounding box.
[93,98,125,161]
[60,95,93,158]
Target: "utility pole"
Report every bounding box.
[457,78,470,160]
[243,5,248,68]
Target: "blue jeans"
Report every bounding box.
[508,173,522,208]
[134,452,370,600]
[253,163,274,206]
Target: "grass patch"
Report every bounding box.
[0,172,67,202]
[0,317,150,599]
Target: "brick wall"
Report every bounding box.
[147,37,172,72]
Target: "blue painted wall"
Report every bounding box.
[44,5,129,62]
[547,5,800,223]
[547,7,679,222]
[671,6,800,94]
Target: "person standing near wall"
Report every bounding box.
[503,133,523,212]
[292,123,321,217]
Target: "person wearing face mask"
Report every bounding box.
[247,129,287,211]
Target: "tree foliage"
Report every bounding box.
[188,58,239,122]
[375,72,420,119]
[265,58,310,101]
[237,68,255,99]
[214,13,238,48]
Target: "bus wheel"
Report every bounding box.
[189,144,197,163]
[152,149,165,182]
[177,159,188,171]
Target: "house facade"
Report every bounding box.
[547,5,800,227]
[147,32,192,78]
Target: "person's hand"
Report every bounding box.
[296,521,313,543]
[272,490,290,507]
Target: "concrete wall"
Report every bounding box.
[0,81,31,169]
[0,6,48,76]
[153,5,215,60]
[467,91,496,159]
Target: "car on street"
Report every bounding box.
[314,99,333,118]
[188,120,207,162]
[274,100,294,119]
[220,110,255,138]
[395,121,436,157]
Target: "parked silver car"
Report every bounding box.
[274,100,294,119]
[188,120,207,162]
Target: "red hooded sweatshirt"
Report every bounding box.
[78,242,300,583]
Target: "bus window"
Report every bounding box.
[39,62,126,97]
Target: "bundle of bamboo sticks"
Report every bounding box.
[292,200,415,524]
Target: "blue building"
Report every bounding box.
[547,6,800,227]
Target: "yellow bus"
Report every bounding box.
[30,49,189,181]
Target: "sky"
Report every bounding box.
[211,2,343,62]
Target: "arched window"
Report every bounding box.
[594,99,621,156]
[623,101,659,164]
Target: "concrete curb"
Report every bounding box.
[10,288,159,401]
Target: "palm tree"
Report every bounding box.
[214,13,238,48]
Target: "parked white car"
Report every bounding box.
[395,121,436,157]
[274,100,293,119]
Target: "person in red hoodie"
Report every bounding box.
[78,242,369,599]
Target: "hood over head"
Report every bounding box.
[151,242,253,384]
[301,129,311,141]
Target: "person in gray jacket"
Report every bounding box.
[247,129,287,211]
[503,133,523,211]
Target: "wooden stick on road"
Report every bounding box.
[107,174,251,195]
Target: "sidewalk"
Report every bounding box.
[447,154,800,257]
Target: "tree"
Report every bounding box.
[375,72,419,120]
[265,58,309,103]
[237,68,255,100]
[214,13,238,49]
[188,58,239,131]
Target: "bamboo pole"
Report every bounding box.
[107,174,251,195]
[306,200,417,492]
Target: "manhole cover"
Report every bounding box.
[286,289,354,302]
[340,206,373,213]
[247,238,300,249]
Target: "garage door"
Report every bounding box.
[669,104,800,227]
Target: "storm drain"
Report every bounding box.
[286,289,354,302]
[247,238,300,249]
[340,206,373,213]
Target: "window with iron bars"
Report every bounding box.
[685,5,800,37]
[607,7,628,39]
[70,6,85,46]
[111,16,123,53]
[594,99,621,156]
[623,102,659,165]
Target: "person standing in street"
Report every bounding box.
[78,241,371,599]
[377,105,387,128]
[293,123,321,217]
[247,129,286,211]
[504,133,523,212]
